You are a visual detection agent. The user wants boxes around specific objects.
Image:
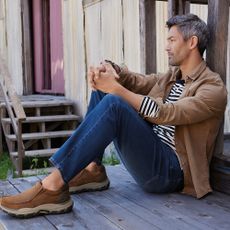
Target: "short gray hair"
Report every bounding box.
[166,14,210,56]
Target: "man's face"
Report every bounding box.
[165,25,191,66]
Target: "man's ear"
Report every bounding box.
[190,36,199,50]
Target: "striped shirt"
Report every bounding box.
[139,79,185,151]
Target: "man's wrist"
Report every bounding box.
[104,60,121,74]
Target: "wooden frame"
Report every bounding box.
[21,0,34,95]
[33,0,64,94]
[139,0,156,74]
[157,0,230,5]
[168,0,190,18]
[206,0,230,194]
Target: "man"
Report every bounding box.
[0,14,227,218]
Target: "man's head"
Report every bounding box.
[165,14,209,66]
[166,14,209,56]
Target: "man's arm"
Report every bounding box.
[89,62,144,111]
[142,79,227,125]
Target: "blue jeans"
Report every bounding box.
[50,91,184,193]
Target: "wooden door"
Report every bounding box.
[32,0,64,94]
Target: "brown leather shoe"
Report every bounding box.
[69,164,110,194]
[0,182,73,218]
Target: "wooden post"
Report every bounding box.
[0,87,3,156]
[206,0,230,194]
[139,0,156,74]
[168,0,190,18]
[21,0,34,95]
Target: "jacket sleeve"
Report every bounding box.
[117,68,162,95]
[141,78,228,125]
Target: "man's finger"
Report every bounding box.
[104,62,117,74]
[88,70,94,81]
[94,67,101,80]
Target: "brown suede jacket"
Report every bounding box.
[118,61,227,198]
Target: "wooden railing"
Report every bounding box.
[0,56,26,176]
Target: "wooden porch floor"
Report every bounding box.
[0,165,229,230]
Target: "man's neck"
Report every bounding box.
[180,55,203,80]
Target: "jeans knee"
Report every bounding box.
[103,94,124,106]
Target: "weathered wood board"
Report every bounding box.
[0,165,229,230]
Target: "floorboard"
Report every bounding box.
[0,165,229,230]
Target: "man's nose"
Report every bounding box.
[165,43,170,52]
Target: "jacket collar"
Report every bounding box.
[169,60,207,83]
[186,60,207,81]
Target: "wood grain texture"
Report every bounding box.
[122,0,141,73]
[5,0,23,95]
[168,0,190,18]
[20,0,33,95]
[0,165,230,229]
[224,12,230,132]
[139,0,156,74]
[62,0,87,116]
[206,0,229,188]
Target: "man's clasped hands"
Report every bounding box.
[88,61,121,94]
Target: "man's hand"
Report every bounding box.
[92,62,121,94]
[88,61,143,112]
[88,64,105,91]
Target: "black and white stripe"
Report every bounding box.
[139,96,159,117]
[139,80,185,151]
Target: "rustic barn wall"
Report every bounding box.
[83,0,140,70]
[156,1,168,73]
[0,0,7,62]
[84,0,124,100]
[62,0,87,116]
[62,0,140,116]
[123,0,141,73]
[225,10,230,133]
[62,0,229,128]
[4,0,23,94]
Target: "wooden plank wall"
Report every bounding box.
[225,13,230,133]
[123,0,141,73]
[207,0,229,158]
[0,0,23,95]
[84,0,124,100]
[156,1,168,73]
[62,0,140,116]
[62,0,230,132]
[62,0,87,116]
[139,0,156,74]
[0,0,229,130]
[4,0,23,95]
[21,0,33,95]
[0,0,7,63]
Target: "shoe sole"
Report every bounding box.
[69,178,110,194]
[1,199,73,218]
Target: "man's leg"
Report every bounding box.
[1,94,183,217]
[50,93,183,192]
[68,90,110,193]
[85,90,107,164]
